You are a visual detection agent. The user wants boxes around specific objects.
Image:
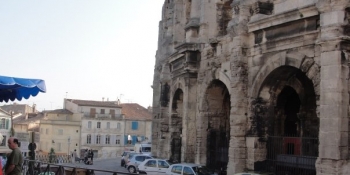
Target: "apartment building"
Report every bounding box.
[64,99,153,158]
[0,109,12,154]
[64,99,125,158]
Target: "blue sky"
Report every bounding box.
[0,0,164,111]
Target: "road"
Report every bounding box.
[62,157,130,175]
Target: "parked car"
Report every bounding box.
[126,154,153,173]
[166,163,214,175]
[138,158,172,175]
[121,151,135,167]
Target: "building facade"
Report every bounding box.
[152,0,350,174]
[0,109,13,154]
[39,109,81,156]
[64,99,152,158]
[120,103,153,145]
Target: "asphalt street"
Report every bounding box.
[62,157,130,175]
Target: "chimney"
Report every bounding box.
[102,97,104,101]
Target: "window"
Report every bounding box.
[90,108,96,117]
[110,109,115,117]
[106,135,110,144]
[100,109,105,114]
[116,139,120,144]
[117,123,121,130]
[97,122,101,129]
[171,165,182,174]
[107,122,110,129]
[96,135,101,144]
[58,129,63,135]
[0,119,5,129]
[88,121,92,128]
[57,143,61,151]
[87,134,91,144]
[135,156,147,162]
[0,136,6,146]
[145,160,157,167]
[183,167,194,175]
[46,128,49,134]
[158,160,169,168]
[131,121,138,130]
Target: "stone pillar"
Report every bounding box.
[185,0,200,43]
[182,77,197,163]
[226,1,251,174]
[316,1,350,174]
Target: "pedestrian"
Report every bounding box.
[84,149,88,163]
[4,137,23,175]
[72,149,77,163]
[89,149,94,163]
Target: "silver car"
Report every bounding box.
[166,163,214,175]
[126,154,153,173]
[138,159,171,175]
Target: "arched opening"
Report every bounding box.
[170,88,183,163]
[203,80,230,173]
[253,66,319,174]
[277,86,301,137]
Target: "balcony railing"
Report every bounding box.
[83,113,123,119]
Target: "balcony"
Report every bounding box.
[83,113,123,119]
[168,43,202,78]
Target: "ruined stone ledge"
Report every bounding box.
[250,31,318,56]
[249,4,318,32]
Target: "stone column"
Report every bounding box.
[182,77,197,163]
[316,1,350,174]
[185,0,200,43]
[226,1,250,174]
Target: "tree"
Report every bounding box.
[48,148,56,163]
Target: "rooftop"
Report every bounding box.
[66,99,122,108]
[120,103,152,120]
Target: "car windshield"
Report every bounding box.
[192,166,212,175]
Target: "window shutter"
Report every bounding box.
[132,135,137,145]
[5,119,9,129]
[132,121,138,130]
[124,135,127,145]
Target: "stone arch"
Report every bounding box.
[251,52,320,98]
[197,79,231,172]
[169,88,184,163]
[249,63,319,174]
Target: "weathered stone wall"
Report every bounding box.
[153,0,350,174]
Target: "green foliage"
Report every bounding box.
[48,148,56,163]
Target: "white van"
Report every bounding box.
[134,143,152,156]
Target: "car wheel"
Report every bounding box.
[128,166,136,173]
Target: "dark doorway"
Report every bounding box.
[170,89,183,163]
[260,67,318,175]
[205,80,230,174]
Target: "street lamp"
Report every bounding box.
[68,136,71,156]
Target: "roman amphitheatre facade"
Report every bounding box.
[152,0,350,174]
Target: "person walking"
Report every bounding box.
[89,149,94,163]
[4,137,23,175]
[84,149,88,164]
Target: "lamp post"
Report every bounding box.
[68,136,71,156]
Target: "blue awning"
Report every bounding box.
[0,75,46,102]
